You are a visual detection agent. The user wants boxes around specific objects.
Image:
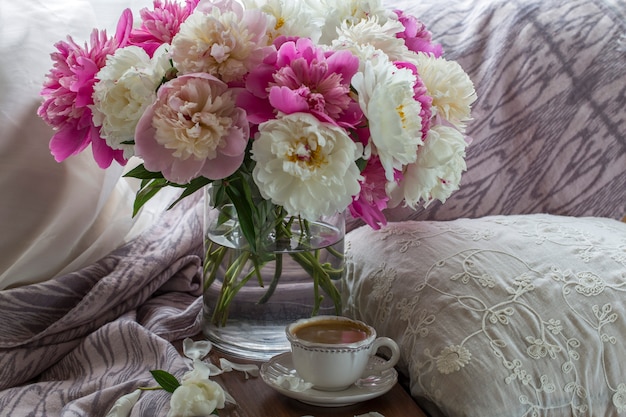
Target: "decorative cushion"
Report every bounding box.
[344,214,626,417]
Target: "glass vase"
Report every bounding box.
[201,186,345,361]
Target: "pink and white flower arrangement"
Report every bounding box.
[39,0,476,230]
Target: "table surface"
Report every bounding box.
[204,349,428,417]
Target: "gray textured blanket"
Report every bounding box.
[0,196,204,416]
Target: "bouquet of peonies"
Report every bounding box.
[38,0,476,233]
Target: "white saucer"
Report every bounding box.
[260,352,398,407]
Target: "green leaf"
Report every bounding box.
[224,176,258,253]
[166,176,211,210]
[150,370,181,393]
[132,179,168,217]
[355,157,368,172]
[123,163,165,180]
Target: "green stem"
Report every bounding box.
[257,253,282,304]
[324,245,345,263]
[226,265,258,302]
[203,242,228,291]
[205,207,345,327]
[211,251,250,326]
[290,250,343,315]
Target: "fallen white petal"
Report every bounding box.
[207,362,224,376]
[275,375,313,392]
[218,358,260,379]
[224,390,237,405]
[105,389,141,417]
[182,359,219,381]
[182,338,213,360]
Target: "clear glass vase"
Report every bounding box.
[201,186,345,361]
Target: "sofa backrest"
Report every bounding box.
[382,0,626,224]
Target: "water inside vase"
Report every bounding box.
[202,218,344,361]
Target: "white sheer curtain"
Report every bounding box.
[0,0,154,289]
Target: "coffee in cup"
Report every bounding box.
[286,315,400,391]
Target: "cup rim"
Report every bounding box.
[285,315,377,348]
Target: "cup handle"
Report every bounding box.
[369,337,400,372]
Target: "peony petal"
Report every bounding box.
[274,375,312,392]
[275,40,298,67]
[134,106,175,174]
[218,358,259,379]
[216,111,249,157]
[198,152,245,180]
[91,130,125,168]
[166,156,205,184]
[236,91,275,124]
[115,9,134,47]
[326,49,359,85]
[244,63,275,98]
[182,338,213,360]
[48,127,91,162]
[183,359,222,380]
[269,86,309,114]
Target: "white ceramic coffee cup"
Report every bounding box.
[285,315,400,391]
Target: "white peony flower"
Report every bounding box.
[352,54,423,181]
[166,378,226,417]
[92,45,170,159]
[251,112,362,220]
[412,52,477,132]
[241,0,324,42]
[311,0,393,45]
[332,17,408,62]
[171,6,270,83]
[390,124,468,208]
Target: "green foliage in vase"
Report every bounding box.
[203,178,344,327]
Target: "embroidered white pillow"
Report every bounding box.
[344,214,626,417]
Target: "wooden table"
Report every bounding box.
[205,350,428,417]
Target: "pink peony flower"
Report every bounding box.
[237,37,363,128]
[394,10,443,58]
[134,73,249,184]
[38,9,133,168]
[129,0,200,56]
[349,156,392,230]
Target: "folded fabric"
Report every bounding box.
[0,195,204,416]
